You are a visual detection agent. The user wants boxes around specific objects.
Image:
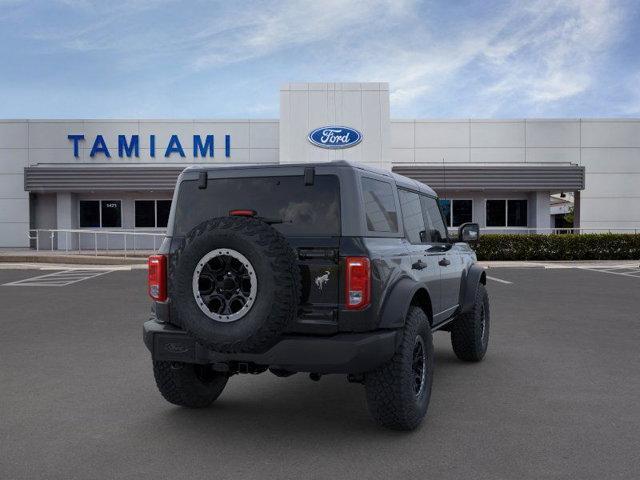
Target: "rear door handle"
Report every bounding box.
[438,258,451,267]
[412,260,427,270]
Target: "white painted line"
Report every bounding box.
[2,268,116,287]
[2,270,67,285]
[577,267,640,279]
[38,266,133,271]
[487,275,513,284]
[0,263,143,271]
[601,267,640,273]
[61,270,113,285]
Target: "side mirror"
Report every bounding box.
[458,222,480,244]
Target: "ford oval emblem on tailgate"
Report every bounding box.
[308,126,362,149]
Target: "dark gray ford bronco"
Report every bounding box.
[143,160,489,430]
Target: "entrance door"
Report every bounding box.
[420,194,457,324]
[398,189,441,317]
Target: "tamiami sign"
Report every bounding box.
[67,134,231,158]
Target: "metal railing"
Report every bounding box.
[448,227,640,235]
[27,228,166,257]
[25,227,639,256]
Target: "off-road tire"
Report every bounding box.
[451,283,490,362]
[153,361,228,408]
[170,216,301,353]
[364,307,434,431]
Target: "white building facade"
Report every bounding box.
[1,82,638,249]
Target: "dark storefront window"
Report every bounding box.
[80,200,121,228]
[439,199,473,227]
[157,200,171,228]
[135,201,155,228]
[79,201,100,228]
[101,201,122,228]
[452,200,473,226]
[507,200,528,227]
[486,200,507,227]
[486,199,528,227]
[135,200,171,228]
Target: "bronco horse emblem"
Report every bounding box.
[315,270,330,291]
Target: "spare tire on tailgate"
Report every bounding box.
[170,216,301,353]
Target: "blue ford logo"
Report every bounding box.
[308,126,362,149]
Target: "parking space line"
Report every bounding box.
[2,269,116,287]
[577,267,640,279]
[487,276,513,284]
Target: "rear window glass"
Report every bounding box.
[173,175,340,237]
[361,177,398,233]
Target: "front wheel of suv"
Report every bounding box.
[450,283,490,362]
[364,306,434,431]
[153,361,228,408]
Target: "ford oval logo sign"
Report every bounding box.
[308,126,362,149]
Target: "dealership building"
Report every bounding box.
[0,82,638,249]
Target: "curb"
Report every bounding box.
[0,255,146,265]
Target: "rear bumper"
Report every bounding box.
[143,320,399,374]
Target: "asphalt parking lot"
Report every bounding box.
[1,266,639,480]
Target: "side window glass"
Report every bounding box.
[398,189,426,244]
[420,196,448,243]
[439,199,451,227]
[361,177,398,233]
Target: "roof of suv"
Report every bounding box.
[183,160,437,197]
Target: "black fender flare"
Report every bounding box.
[459,263,486,314]
[378,277,432,329]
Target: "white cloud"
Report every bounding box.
[478,0,623,106]
[190,0,416,70]
[341,0,624,114]
[8,0,629,116]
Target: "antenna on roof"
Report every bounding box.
[442,157,447,199]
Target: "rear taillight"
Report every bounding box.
[345,256,370,310]
[148,254,167,302]
[229,209,256,217]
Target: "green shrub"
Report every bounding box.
[471,234,640,261]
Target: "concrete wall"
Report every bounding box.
[279,83,391,169]
[392,118,640,231]
[391,119,582,165]
[1,114,639,247]
[30,193,57,249]
[0,119,279,247]
[579,120,640,231]
[0,121,30,247]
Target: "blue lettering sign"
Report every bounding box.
[164,135,185,157]
[118,135,139,157]
[194,135,214,157]
[90,135,111,158]
[67,134,84,157]
[69,133,231,159]
[150,135,156,158]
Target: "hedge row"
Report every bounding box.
[471,234,640,261]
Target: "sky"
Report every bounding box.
[0,0,638,119]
